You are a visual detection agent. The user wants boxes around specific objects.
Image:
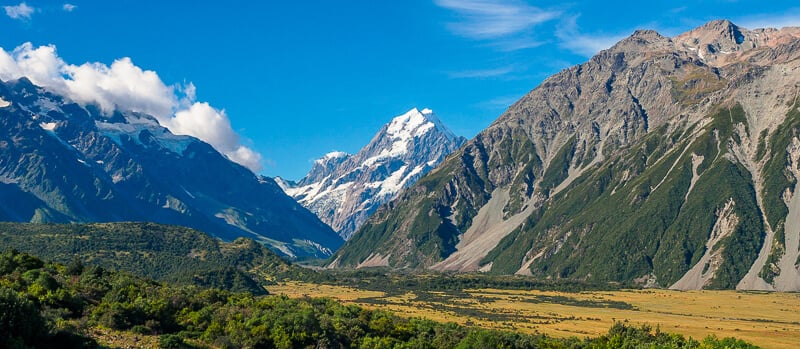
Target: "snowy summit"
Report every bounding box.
[281,108,466,239]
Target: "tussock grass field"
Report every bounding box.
[268,282,800,349]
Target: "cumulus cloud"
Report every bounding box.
[4,2,34,19]
[62,3,76,12]
[168,102,262,171]
[0,42,263,172]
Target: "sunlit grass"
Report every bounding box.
[268,282,800,349]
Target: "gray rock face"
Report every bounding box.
[330,21,800,290]
[280,108,465,239]
[0,77,342,258]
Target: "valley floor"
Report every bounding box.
[268,283,800,349]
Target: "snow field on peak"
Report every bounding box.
[282,106,464,239]
[315,151,350,164]
[375,164,425,198]
[386,108,433,138]
[96,119,196,155]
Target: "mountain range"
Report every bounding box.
[278,107,465,240]
[330,20,800,291]
[0,77,342,258]
[3,19,800,292]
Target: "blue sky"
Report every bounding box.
[1,1,799,179]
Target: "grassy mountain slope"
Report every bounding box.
[329,21,800,290]
[0,222,311,294]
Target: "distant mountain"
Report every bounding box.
[330,20,800,291]
[0,77,342,258]
[278,108,466,239]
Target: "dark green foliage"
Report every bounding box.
[159,334,190,349]
[753,105,800,284]
[540,136,577,193]
[0,287,49,348]
[0,222,311,294]
[485,105,764,287]
[761,104,800,231]
[504,133,543,215]
[756,128,769,161]
[0,250,98,348]
[656,160,763,288]
[587,323,758,349]
[0,250,759,348]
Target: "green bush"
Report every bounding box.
[0,287,48,348]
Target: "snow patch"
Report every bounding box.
[315,151,349,164]
[0,97,10,108]
[39,122,57,131]
[96,120,195,155]
[274,177,291,192]
[34,97,63,114]
[376,165,409,197]
[386,108,430,137]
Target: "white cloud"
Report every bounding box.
[4,2,34,19]
[477,95,522,110]
[66,58,177,118]
[169,102,263,172]
[434,0,560,50]
[63,3,76,12]
[448,65,515,79]
[0,42,263,172]
[556,15,627,57]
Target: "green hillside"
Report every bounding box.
[0,222,311,294]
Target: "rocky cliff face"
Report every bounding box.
[0,77,342,258]
[330,20,800,291]
[280,108,465,240]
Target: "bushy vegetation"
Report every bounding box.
[0,250,759,348]
[308,269,627,295]
[539,136,577,193]
[758,103,800,282]
[0,222,313,294]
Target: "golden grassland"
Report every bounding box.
[268,282,800,349]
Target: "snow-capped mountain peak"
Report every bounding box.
[386,107,433,139]
[386,107,456,142]
[281,107,466,240]
[317,151,350,164]
[0,77,342,258]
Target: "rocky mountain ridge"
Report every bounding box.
[0,77,343,258]
[279,108,465,240]
[330,20,800,291]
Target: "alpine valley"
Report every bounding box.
[0,77,343,258]
[278,108,466,240]
[330,20,800,291]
